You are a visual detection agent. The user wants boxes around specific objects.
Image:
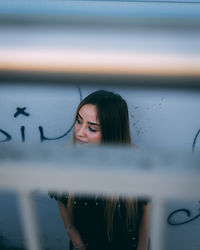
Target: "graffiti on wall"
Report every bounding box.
[167,130,200,226]
[192,129,200,153]
[167,201,200,226]
[0,87,82,143]
[0,106,76,143]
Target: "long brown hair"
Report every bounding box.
[69,90,138,240]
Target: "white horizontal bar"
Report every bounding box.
[0,48,200,78]
[0,165,200,199]
[0,145,200,199]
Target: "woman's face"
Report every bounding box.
[74,104,102,144]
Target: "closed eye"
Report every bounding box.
[89,127,97,132]
[76,118,82,125]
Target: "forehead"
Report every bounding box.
[78,104,99,122]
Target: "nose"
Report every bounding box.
[76,125,86,137]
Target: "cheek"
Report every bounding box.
[74,123,79,136]
[89,132,102,143]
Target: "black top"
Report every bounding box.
[49,193,148,250]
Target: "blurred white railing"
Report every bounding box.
[0,0,200,86]
[0,145,200,250]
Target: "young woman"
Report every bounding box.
[50,90,151,250]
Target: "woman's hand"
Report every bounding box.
[74,243,88,250]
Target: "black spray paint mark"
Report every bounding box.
[167,206,200,226]
[0,129,12,143]
[14,107,30,118]
[39,123,75,142]
[20,126,25,142]
[192,129,200,153]
[38,86,82,142]
[78,86,82,101]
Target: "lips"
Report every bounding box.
[76,138,88,144]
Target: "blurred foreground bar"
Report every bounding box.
[0,144,200,200]
[0,0,200,87]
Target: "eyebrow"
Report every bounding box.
[77,113,100,127]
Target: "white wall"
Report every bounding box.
[0,85,200,250]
